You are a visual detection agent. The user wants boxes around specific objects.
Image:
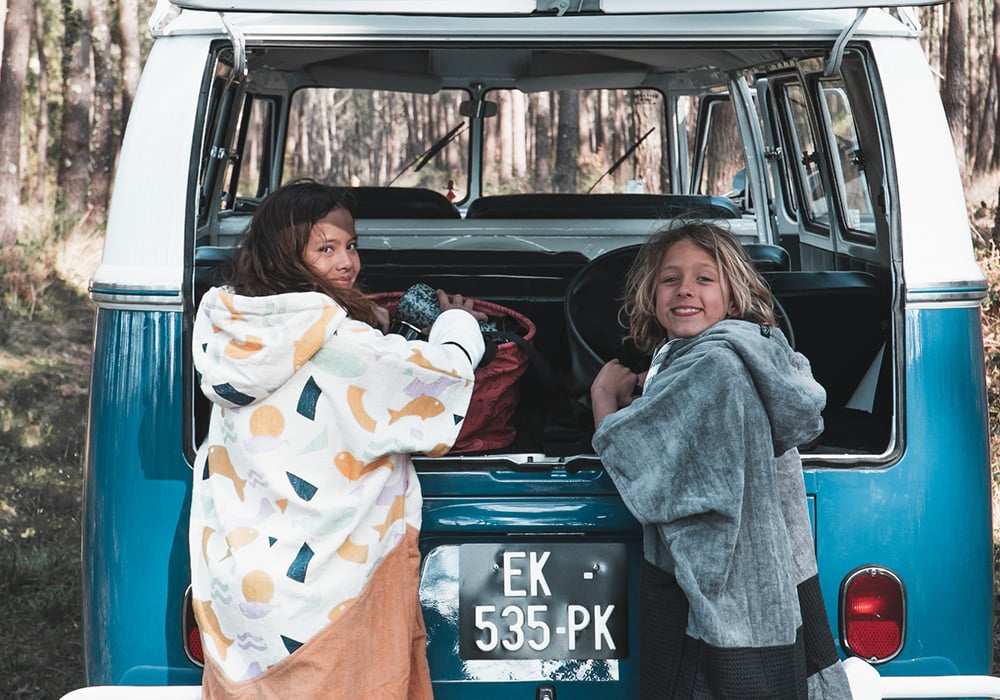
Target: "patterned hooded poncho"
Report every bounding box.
[190,287,483,699]
[593,320,852,700]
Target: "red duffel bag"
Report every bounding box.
[371,292,536,454]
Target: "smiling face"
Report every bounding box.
[302,206,360,290]
[654,238,734,340]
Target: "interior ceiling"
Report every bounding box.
[247,44,811,86]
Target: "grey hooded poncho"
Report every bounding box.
[593,320,852,699]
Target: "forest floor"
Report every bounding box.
[2,187,1000,698]
[0,227,99,699]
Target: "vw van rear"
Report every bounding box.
[80,1,993,697]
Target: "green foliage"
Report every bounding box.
[978,243,1000,473]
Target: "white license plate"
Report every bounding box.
[458,542,628,660]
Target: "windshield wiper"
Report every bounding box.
[586,126,656,194]
[387,122,468,185]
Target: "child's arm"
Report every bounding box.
[590,359,638,428]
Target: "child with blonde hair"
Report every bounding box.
[591,221,851,699]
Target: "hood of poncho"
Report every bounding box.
[193,287,348,408]
[652,320,825,455]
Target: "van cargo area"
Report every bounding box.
[193,237,893,461]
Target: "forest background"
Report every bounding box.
[0,1,1000,698]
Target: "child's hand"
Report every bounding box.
[592,360,639,406]
[590,360,638,427]
[436,289,489,322]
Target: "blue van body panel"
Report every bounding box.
[804,305,993,677]
[83,308,198,686]
[82,303,993,688]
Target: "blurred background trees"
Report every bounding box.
[0,2,998,246]
[0,0,151,248]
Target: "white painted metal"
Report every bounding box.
[60,688,202,700]
[60,662,1000,699]
[868,35,987,299]
[170,0,534,12]
[168,0,941,13]
[843,657,1000,700]
[90,35,212,309]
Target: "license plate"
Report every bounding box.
[458,542,628,660]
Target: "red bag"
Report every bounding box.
[371,293,536,454]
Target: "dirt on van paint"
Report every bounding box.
[1,197,999,699]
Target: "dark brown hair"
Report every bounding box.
[624,220,776,351]
[222,178,379,326]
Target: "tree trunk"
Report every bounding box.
[0,0,33,246]
[973,61,996,173]
[512,90,527,179]
[56,0,93,231]
[554,91,579,193]
[595,90,608,155]
[991,0,1000,168]
[533,92,552,186]
[0,0,8,57]
[634,92,665,193]
[118,0,141,125]
[32,0,48,205]
[499,91,513,183]
[578,91,593,158]
[88,0,116,218]
[941,0,969,182]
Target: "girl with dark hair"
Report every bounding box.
[220,179,383,327]
[590,222,851,699]
[190,179,484,699]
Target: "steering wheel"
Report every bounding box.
[565,244,797,399]
[773,295,796,349]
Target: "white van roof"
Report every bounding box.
[169,0,944,13]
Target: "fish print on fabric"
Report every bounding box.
[190,288,476,682]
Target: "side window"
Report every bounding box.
[691,95,746,201]
[197,48,243,225]
[818,80,877,238]
[769,57,886,249]
[775,80,830,233]
[221,95,276,212]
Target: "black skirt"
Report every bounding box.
[639,559,814,700]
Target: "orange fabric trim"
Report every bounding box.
[200,526,433,700]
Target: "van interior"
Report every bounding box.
[189,29,896,464]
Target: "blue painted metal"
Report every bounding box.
[82,308,199,686]
[81,301,993,691]
[804,305,993,676]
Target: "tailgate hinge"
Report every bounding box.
[825,7,867,77]
[219,12,247,81]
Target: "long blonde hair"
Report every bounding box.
[623,220,776,351]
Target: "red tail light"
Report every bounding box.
[182,585,206,667]
[839,566,905,663]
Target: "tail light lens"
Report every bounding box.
[839,566,905,663]
[182,585,206,667]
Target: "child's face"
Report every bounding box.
[654,239,734,340]
[303,207,360,290]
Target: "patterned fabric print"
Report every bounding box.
[190,287,476,682]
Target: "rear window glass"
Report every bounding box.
[283,87,471,200]
[481,88,668,195]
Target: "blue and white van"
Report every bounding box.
[75,1,994,697]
